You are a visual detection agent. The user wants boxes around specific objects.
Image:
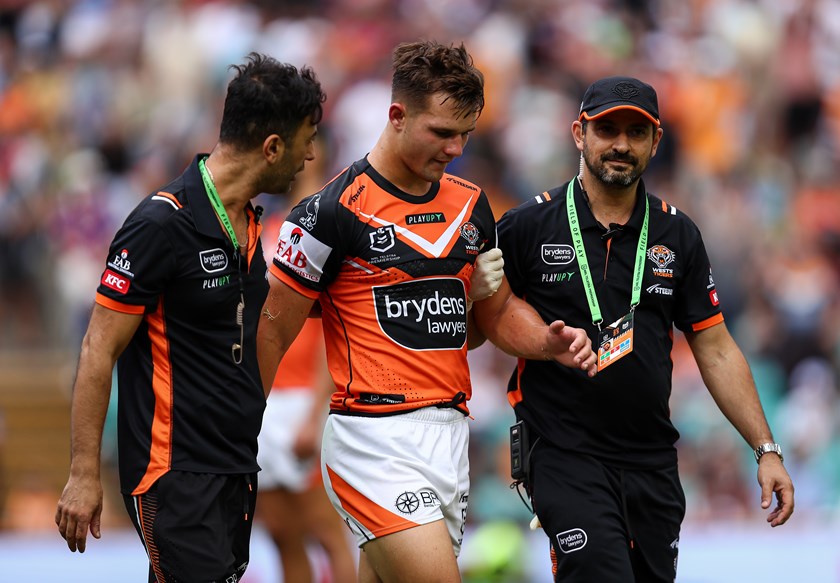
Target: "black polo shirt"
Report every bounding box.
[95,154,268,495]
[498,178,723,469]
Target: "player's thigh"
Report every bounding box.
[362,519,461,583]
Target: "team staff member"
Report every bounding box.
[473,76,794,582]
[55,53,326,583]
[257,40,595,583]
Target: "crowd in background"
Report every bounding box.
[1,0,839,573]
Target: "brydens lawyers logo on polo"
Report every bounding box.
[101,269,130,294]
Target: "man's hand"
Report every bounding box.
[55,475,104,552]
[469,248,504,303]
[542,320,597,377]
[758,455,795,527]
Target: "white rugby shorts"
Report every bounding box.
[257,388,318,492]
[321,407,470,555]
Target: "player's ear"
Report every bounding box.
[263,134,285,163]
[388,103,407,130]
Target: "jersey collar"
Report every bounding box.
[573,177,649,234]
[185,153,261,244]
[186,154,226,240]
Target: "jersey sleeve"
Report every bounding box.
[95,215,177,314]
[496,206,529,297]
[673,221,724,332]
[268,192,348,298]
[475,190,497,252]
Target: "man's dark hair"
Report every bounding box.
[219,52,326,150]
[391,41,484,119]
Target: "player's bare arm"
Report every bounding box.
[472,278,596,376]
[257,274,316,397]
[56,306,142,552]
[685,323,794,526]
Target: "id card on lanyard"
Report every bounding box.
[565,180,648,372]
[598,311,634,371]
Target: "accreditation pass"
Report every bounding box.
[597,311,634,372]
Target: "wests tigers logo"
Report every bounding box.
[647,245,675,278]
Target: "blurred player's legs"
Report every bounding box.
[258,388,355,582]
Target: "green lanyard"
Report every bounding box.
[565,180,649,329]
[199,157,239,249]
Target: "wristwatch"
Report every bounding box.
[753,442,784,464]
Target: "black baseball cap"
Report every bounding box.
[578,76,660,126]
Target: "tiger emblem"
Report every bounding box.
[460,222,480,245]
[647,245,675,269]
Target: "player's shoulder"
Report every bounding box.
[647,192,701,231]
[126,176,188,226]
[441,172,482,195]
[501,184,568,225]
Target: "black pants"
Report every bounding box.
[530,443,685,583]
[123,471,258,583]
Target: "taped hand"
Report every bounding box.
[468,248,504,303]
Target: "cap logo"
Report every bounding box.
[612,82,640,99]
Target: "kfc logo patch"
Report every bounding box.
[102,269,130,294]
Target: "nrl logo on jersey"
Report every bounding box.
[370,225,396,253]
[647,245,675,278]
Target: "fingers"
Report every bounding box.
[547,320,566,335]
[59,512,85,552]
[767,487,794,527]
[480,247,503,264]
[760,479,773,510]
[75,519,89,553]
[758,465,795,527]
[469,248,505,301]
[546,322,597,376]
[56,486,101,553]
[90,513,102,541]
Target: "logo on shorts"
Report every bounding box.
[395,491,420,515]
[556,528,587,554]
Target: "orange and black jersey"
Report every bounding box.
[499,178,723,469]
[269,157,496,417]
[95,155,268,496]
